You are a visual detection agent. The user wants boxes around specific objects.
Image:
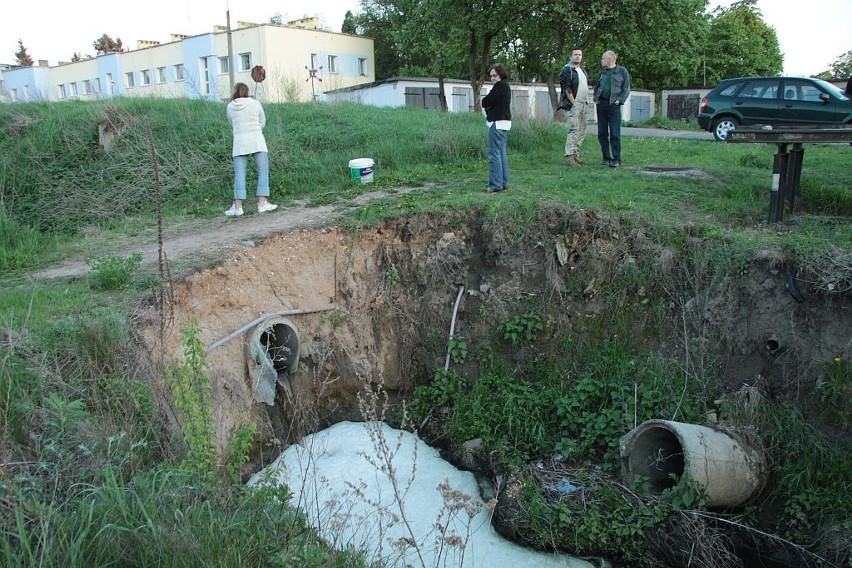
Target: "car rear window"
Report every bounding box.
[718,83,740,96]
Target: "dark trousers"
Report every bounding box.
[596,101,622,162]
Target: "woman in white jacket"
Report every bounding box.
[224,83,277,216]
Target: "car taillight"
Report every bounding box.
[700,97,709,113]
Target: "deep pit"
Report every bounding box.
[141,210,850,565]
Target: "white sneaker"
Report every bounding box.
[224,205,244,217]
[257,202,278,213]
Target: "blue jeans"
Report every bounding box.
[487,125,509,189]
[233,151,270,200]
[596,101,622,162]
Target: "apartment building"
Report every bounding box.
[1,20,374,104]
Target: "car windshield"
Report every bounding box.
[813,78,849,101]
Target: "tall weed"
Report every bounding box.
[553,338,702,466]
[0,209,46,271]
[745,399,852,547]
[166,319,217,481]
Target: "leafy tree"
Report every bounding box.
[269,12,283,25]
[814,50,852,81]
[93,34,124,55]
[511,1,609,116]
[703,0,781,84]
[361,0,515,111]
[395,0,468,111]
[14,39,34,66]
[341,10,358,34]
[356,1,407,80]
[437,0,517,112]
[599,0,710,90]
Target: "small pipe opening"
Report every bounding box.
[765,338,780,353]
[260,322,299,375]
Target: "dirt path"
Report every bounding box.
[30,129,710,281]
[33,186,422,280]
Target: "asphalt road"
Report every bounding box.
[586,124,714,140]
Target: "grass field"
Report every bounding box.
[0,99,849,567]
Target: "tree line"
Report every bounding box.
[342,0,847,112]
[12,0,848,101]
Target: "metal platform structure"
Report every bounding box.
[727,125,852,222]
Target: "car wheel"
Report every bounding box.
[712,117,739,141]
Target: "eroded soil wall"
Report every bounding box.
[140,210,850,462]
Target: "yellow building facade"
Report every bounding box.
[1,22,374,104]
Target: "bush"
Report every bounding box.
[87,252,142,290]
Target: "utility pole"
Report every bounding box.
[226,1,235,93]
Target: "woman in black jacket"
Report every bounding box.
[481,63,512,192]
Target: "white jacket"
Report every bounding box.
[227,97,268,157]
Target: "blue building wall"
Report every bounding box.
[3,65,52,101]
[98,53,123,97]
[182,34,218,101]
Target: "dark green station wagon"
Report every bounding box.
[698,76,852,140]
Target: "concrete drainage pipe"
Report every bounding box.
[244,317,300,406]
[619,419,766,508]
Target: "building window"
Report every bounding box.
[82,80,91,95]
[10,88,17,102]
[69,83,77,97]
[310,53,319,70]
[142,69,152,86]
[157,67,166,83]
[57,84,66,99]
[200,57,210,96]
[174,64,185,81]
[358,58,367,76]
[93,78,101,93]
[125,72,136,88]
[327,55,338,73]
[240,52,252,71]
[105,73,113,95]
[219,56,229,74]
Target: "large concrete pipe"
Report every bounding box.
[244,317,300,405]
[619,420,766,508]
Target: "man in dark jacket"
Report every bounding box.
[559,47,592,166]
[593,50,630,167]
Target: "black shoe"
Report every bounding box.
[602,158,613,166]
[609,160,622,168]
[486,186,505,193]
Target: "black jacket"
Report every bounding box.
[558,64,588,110]
[482,80,512,122]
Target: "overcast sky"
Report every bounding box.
[2,1,850,77]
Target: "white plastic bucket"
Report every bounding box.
[348,158,374,184]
